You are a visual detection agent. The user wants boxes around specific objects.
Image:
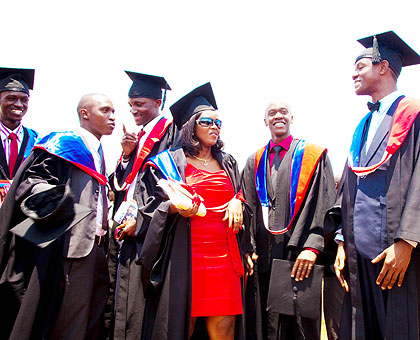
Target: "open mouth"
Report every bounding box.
[11,109,24,115]
[273,121,285,127]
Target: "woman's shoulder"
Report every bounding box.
[217,151,237,164]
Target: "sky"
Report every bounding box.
[3,0,420,175]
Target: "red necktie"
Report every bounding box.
[8,133,18,178]
[138,129,145,140]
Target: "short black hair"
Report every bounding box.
[181,112,224,157]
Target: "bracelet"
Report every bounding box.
[235,191,246,203]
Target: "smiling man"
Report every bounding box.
[332,31,420,340]
[0,68,38,181]
[242,101,335,339]
[106,72,180,340]
[0,93,116,340]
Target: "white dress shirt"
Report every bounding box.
[365,90,401,153]
[78,127,107,236]
[123,115,164,201]
[336,91,417,248]
[0,122,24,164]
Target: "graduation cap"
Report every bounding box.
[266,259,323,320]
[170,82,218,130]
[356,31,420,78]
[125,71,171,108]
[0,67,35,95]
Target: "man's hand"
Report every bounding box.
[334,241,349,292]
[372,240,414,290]
[245,252,258,276]
[115,218,136,241]
[291,249,317,282]
[121,124,138,160]
[223,198,243,233]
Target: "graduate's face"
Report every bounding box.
[0,91,29,130]
[81,95,115,140]
[128,97,161,126]
[264,102,293,142]
[194,110,220,148]
[353,58,381,96]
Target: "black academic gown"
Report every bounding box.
[0,127,38,180]
[0,152,65,340]
[0,147,103,340]
[105,123,180,340]
[331,97,420,340]
[241,139,335,340]
[136,148,251,340]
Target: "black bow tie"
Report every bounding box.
[367,101,381,112]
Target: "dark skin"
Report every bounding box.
[264,102,293,144]
[115,218,136,240]
[335,58,413,291]
[0,91,29,130]
[121,97,162,160]
[352,58,397,102]
[117,111,257,338]
[264,102,317,282]
[78,94,116,141]
[335,240,413,291]
[169,111,243,232]
[115,97,162,239]
[172,110,251,340]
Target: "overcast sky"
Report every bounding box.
[3,0,420,175]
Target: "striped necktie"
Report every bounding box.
[98,144,108,230]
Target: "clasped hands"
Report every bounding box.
[334,239,414,292]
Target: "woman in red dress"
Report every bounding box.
[138,83,255,340]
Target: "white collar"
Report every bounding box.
[78,127,101,154]
[142,114,163,135]
[0,121,23,142]
[378,91,402,116]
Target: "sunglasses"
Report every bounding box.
[195,117,222,129]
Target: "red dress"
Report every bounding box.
[185,163,243,317]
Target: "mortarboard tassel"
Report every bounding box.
[161,82,168,110]
[372,35,382,64]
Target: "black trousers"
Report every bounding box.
[51,243,110,340]
[323,269,344,340]
[357,255,388,340]
[339,255,387,340]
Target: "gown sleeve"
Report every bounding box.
[288,153,336,252]
[135,164,179,292]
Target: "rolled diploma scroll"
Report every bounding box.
[157,178,206,217]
